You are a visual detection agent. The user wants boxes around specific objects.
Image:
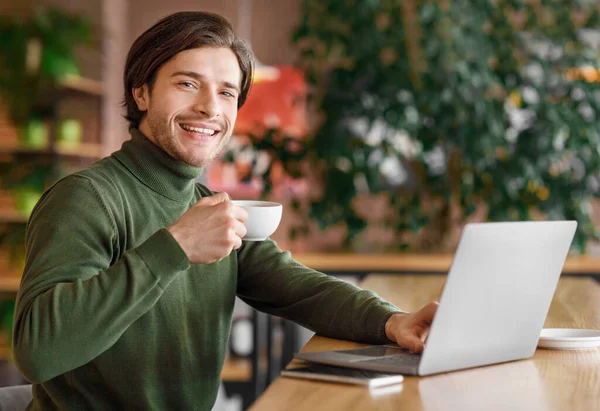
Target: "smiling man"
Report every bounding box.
[133,48,240,168]
[12,12,437,411]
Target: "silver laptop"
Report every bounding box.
[295,221,577,376]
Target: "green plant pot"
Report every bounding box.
[20,119,48,149]
[14,188,42,217]
[57,119,83,148]
[42,48,81,81]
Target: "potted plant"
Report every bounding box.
[0,6,93,147]
[236,0,600,253]
[57,118,83,148]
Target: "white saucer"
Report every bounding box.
[538,328,600,350]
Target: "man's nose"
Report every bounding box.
[193,90,220,118]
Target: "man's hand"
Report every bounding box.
[167,192,248,264]
[385,301,439,353]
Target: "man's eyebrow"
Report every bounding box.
[171,71,241,94]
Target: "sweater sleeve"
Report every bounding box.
[236,239,405,344]
[12,176,190,383]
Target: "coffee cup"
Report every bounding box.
[231,200,282,241]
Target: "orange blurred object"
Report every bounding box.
[235,65,308,138]
[206,65,309,196]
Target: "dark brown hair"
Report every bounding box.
[123,11,254,129]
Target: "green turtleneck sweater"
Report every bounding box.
[13,128,401,410]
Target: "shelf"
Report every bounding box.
[294,252,600,275]
[0,209,29,223]
[0,253,598,295]
[0,277,21,294]
[55,142,104,158]
[293,253,600,275]
[0,142,44,155]
[59,75,104,96]
[0,141,103,159]
[294,253,453,273]
[221,357,252,382]
[0,342,10,361]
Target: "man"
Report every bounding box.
[13,11,438,410]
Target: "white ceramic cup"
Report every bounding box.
[231,200,283,241]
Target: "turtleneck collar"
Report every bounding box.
[112,128,204,202]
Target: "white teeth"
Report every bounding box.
[180,124,216,135]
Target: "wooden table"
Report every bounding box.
[250,275,600,411]
[293,253,600,278]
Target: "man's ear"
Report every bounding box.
[132,84,149,112]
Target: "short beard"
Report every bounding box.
[147,111,231,168]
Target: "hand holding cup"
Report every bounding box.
[167,192,248,264]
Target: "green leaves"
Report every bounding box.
[245,0,600,252]
[0,6,93,126]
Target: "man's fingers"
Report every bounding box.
[415,301,439,324]
[399,334,425,354]
[420,327,431,344]
[232,205,249,222]
[411,339,425,353]
[216,191,231,202]
[232,234,243,250]
[395,301,438,353]
[201,192,230,206]
[233,219,247,239]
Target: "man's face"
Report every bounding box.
[133,47,242,168]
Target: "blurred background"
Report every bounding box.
[0,0,599,408]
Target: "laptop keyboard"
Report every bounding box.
[359,352,422,367]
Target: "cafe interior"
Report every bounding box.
[0,0,599,410]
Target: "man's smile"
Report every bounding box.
[178,122,221,142]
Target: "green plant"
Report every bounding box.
[0,299,15,353]
[240,0,600,252]
[0,6,93,127]
[0,7,93,267]
[0,225,26,270]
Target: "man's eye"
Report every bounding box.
[180,82,194,88]
[222,91,236,98]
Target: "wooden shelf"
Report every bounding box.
[0,341,11,360]
[59,76,104,96]
[294,253,452,273]
[0,253,598,295]
[0,141,103,159]
[293,252,600,275]
[221,357,252,382]
[55,142,103,158]
[0,209,29,223]
[0,277,21,293]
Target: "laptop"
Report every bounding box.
[295,221,577,376]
